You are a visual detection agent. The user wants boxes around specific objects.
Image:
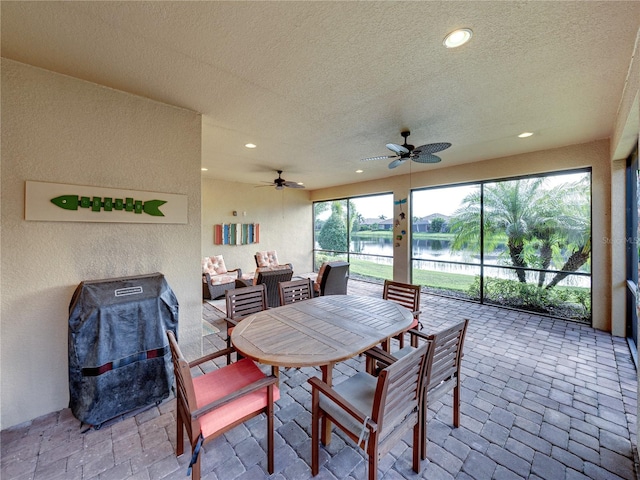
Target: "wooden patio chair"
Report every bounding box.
[166,331,278,480]
[383,280,421,350]
[364,319,469,459]
[278,277,314,305]
[224,284,268,363]
[308,341,434,480]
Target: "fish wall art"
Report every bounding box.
[25,181,187,224]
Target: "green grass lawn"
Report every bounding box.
[348,258,474,292]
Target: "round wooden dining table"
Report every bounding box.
[231,294,413,443]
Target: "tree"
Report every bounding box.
[429,217,446,233]
[449,177,590,289]
[317,201,348,251]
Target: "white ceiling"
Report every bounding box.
[2,1,639,190]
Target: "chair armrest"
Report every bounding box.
[362,346,398,368]
[406,328,431,342]
[224,317,239,328]
[191,374,278,420]
[188,347,236,367]
[308,376,378,434]
[228,267,243,278]
[204,272,212,283]
[235,278,252,288]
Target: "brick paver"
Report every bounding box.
[1,280,637,479]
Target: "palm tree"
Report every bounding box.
[449,177,590,288]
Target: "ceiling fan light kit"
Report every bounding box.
[361,130,451,169]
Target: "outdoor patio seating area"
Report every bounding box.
[1,279,637,480]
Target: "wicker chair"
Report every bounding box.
[202,255,243,300]
[313,261,349,296]
[254,250,293,271]
[255,267,294,307]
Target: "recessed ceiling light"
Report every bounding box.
[518,132,534,138]
[443,28,473,48]
[356,169,363,173]
[201,167,208,171]
[245,143,257,149]
[297,182,304,186]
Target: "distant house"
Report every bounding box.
[413,213,451,233]
[360,217,394,231]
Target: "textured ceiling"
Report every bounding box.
[2,1,639,190]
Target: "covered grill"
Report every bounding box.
[68,273,178,427]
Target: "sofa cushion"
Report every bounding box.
[203,255,228,276]
[314,262,328,292]
[209,274,238,286]
[255,250,279,268]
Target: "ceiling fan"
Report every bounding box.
[262,170,305,190]
[362,130,451,169]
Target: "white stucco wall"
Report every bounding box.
[1,60,202,429]
[201,178,313,277]
[312,140,613,332]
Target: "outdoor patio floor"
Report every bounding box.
[1,279,638,479]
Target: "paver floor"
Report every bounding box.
[2,279,638,479]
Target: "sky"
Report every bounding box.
[319,171,588,220]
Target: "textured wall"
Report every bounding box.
[1,60,202,429]
[201,178,313,276]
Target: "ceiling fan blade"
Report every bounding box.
[283,181,305,188]
[413,142,452,155]
[388,158,407,169]
[361,155,398,162]
[386,143,410,155]
[412,153,442,164]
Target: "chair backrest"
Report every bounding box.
[202,254,229,275]
[166,331,199,441]
[374,341,434,444]
[255,268,294,307]
[383,280,420,315]
[278,278,313,305]
[319,261,349,296]
[255,250,280,268]
[427,319,469,400]
[225,284,268,320]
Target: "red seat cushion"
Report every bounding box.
[193,358,280,437]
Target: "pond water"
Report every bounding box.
[347,235,589,287]
[350,236,501,264]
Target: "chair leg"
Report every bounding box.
[412,422,421,473]
[421,400,428,460]
[311,390,320,476]
[453,382,460,427]
[267,385,274,474]
[191,445,201,480]
[176,414,184,456]
[226,334,232,365]
[367,439,378,480]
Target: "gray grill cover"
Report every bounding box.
[68,273,178,426]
